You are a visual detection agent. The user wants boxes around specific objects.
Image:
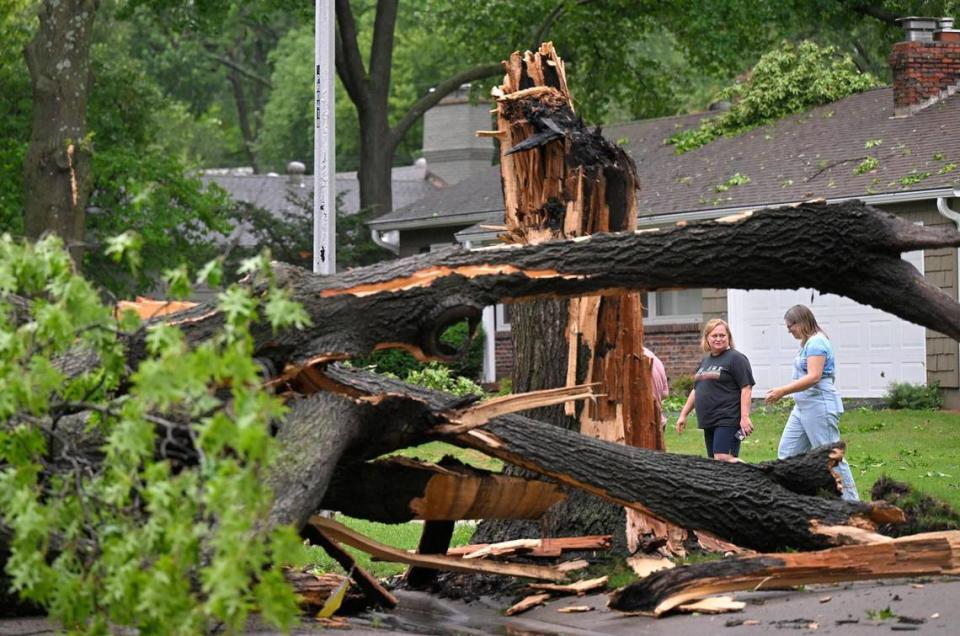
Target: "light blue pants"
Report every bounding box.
[778,395,860,502]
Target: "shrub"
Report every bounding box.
[355,320,485,381]
[671,374,694,396]
[404,363,485,397]
[662,394,687,412]
[884,381,942,410]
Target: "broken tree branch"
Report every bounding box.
[609,530,960,616]
[319,456,566,523]
[320,365,903,552]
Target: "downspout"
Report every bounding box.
[936,190,960,225]
[370,228,400,254]
[936,189,960,401]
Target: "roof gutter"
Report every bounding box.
[637,187,960,228]
[368,209,501,231]
[455,188,960,245]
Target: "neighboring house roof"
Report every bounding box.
[375,87,960,234]
[367,167,505,230]
[618,87,960,219]
[203,163,442,217]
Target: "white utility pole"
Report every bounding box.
[314,0,336,274]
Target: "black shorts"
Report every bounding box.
[704,425,742,458]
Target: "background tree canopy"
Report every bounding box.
[2,0,958,292]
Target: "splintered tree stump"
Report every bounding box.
[608,530,960,616]
[493,42,661,551]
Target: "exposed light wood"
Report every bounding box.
[115,297,197,319]
[528,575,608,595]
[447,535,612,559]
[433,383,600,434]
[309,516,566,581]
[626,555,675,578]
[505,593,552,616]
[609,531,960,616]
[557,559,590,573]
[676,596,746,614]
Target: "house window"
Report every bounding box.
[641,289,702,324]
[495,303,512,332]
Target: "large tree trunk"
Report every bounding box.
[37,200,960,391]
[357,115,395,217]
[23,0,99,263]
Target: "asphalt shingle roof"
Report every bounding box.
[372,87,960,231]
[203,164,441,218]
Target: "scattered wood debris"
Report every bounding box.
[609,530,960,616]
[309,516,566,581]
[557,559,590,573]
[505,593,552,616]
[675,596,746,614]
[447,535,612,559]
[529,576,608,596]
[626,555,675,578]
[557,605,593,613]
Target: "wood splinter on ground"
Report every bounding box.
[308,516,567,581]
[529,576,609,596]
[449,535,612,559]
[505,593,552,616]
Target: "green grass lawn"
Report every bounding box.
[666,403,960,509]
[309,406,960,577]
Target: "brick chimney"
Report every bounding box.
[890,16,960,116]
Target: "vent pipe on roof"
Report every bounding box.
[287,161,306,186]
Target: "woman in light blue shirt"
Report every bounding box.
[764,305,859,501]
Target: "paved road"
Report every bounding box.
[2,576,957,635]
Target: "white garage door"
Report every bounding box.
[728,250,926,398]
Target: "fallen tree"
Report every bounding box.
[51,199,954,392]
[10,202,960,546]
[311,365,902,553]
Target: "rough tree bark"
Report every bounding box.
[9,200,960,570]
[23,0,99,263]
[307,365,901,553]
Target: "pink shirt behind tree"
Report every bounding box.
[644,347,669,425]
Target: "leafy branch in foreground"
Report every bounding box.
[0,234,308,633]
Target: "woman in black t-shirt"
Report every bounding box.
[675,319,755,461]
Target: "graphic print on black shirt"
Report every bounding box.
[692,349,755,429]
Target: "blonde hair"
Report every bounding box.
[784,304,822,345]
[701,318,735,352]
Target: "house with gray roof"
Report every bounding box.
[370,19,960,406]
[204,84,494,256]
